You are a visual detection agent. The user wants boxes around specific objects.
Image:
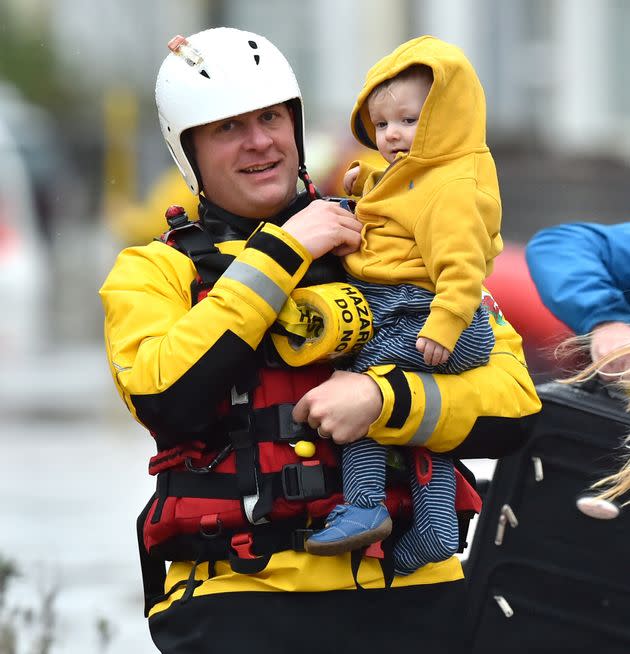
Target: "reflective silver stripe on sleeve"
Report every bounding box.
[222,260,287,313]
[408,372,442,445]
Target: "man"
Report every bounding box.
[100,27,540,653]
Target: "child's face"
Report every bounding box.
[367,76,431,164]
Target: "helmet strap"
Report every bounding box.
[298,165,320,201]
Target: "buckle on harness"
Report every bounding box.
[291,528,314,552]
[276,403,315,441]
[230,533,257,560]
[165,205,189,229]
[200,514,223,539]
[228,532,273,574]
[282,461,327,501]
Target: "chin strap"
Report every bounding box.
[298,164,320,201]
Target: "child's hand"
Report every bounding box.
[343,166,360,195]
[416,337,451,367]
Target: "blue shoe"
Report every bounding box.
[305,504,392,556]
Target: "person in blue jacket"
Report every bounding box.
[526,221,630,379]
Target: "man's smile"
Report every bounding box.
[241,161,279,174]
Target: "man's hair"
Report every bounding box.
[368,64,433,104]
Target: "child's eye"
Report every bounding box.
[374,121,387,130]
[403,117,418,125]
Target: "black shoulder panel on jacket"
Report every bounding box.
[130,330,255,449]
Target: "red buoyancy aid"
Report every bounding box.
[137,208,482,612]
[143,365,349,566]
[140,362,481,577]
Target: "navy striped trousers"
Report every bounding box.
[343,277,493,575]
[350,277,495,374]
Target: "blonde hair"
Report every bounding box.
[559,340,630,505]
[368,65,433,105]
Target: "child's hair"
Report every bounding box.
[368,64,433,105]
[558,339,630,505]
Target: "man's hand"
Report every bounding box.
[292,370,383,445]
[416,337,451,367]
[343,166,360,195]
[590,321,630,379]
[281,199,361,259]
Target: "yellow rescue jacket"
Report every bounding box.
[99,195,540,617]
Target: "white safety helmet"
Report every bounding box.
[155,27,305,196]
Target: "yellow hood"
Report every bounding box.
[351,36,487,161]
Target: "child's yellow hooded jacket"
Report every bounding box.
[344,36,503,353]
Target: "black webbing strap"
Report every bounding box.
[178,560,203,605]
[226,404,262,523]
[253,403,318,442]
[148,516,311,563]
[154,463,341,502]
[189,403,318,445]
[350,535,396,591]
[138,515,314,611]
[166,221,235,287]
[137,494,169,617]
[453,459,479,553]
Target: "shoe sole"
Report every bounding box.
[304,516,393,556]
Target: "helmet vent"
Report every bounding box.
[248,40,261,65]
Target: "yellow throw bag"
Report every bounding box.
[272,283,373,366]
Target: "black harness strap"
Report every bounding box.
[137,494,169,617]
[350,536,396,591]
[161,216,235,296]
[227,404,259,498]
[154,464,341,502]
[182,403,319,452]
[138,508,320,614]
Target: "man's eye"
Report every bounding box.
[217,121,236,133]
[261,111,278,122]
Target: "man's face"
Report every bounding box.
[191,103,299,219]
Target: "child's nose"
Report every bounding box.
[386,125,400,140]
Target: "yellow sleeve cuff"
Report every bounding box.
[364,365,436,447]
[419,306,468,352]
[347,159,382,196]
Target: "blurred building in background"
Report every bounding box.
[1,0,630,353]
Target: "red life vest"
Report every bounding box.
[137,207,481,613]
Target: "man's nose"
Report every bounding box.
[244,123,273,149]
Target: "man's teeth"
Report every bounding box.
[244,163,275,173]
